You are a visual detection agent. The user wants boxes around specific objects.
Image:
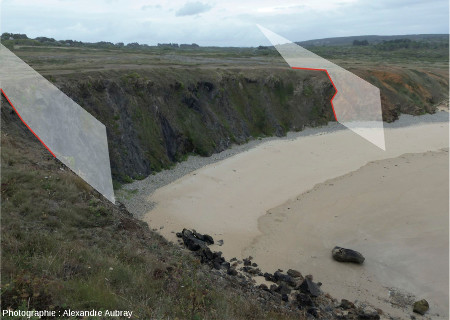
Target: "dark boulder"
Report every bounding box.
[258,283,269,291]
[274,271,296,287]
[296,293,314,307]
[181,229,208,251]
[193,245,228,271]
[242,266,260,275]
[299,277,321,297]
[199,247,214,262]
[332,246,365,264]
[227,268,238,276]
[264,272,275,282]
[340,299,355,309]
[307,307,320,318]
[192,229,214,245]
[287,269,303,278]
[203,234,214,245]
[211,252,226,269]
[413,299,429,315]
[274,283,291,295]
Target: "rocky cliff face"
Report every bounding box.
[50,67,447,184]
[55,69,334,183]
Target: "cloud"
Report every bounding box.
[175,1,212,16]
[1,0,448,46]
[141,4,161,11]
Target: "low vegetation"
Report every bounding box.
[1,98,301,319]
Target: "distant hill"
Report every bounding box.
[297,34,449,47]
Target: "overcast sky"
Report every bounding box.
[1,0,448,46]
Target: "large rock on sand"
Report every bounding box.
[332,246,365,264]
[413,299,429,315]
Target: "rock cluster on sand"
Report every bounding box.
[177,228,383,319]
[332,246,365,264]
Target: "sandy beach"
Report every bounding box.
[123,111,449,319]
[251,150,448,318]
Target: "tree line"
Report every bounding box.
[0,33,200,50]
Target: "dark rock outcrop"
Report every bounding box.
[181,229,210,251]
[296,293,314,307]
[258,284,269,291]
[227,268,238,276]
[192,229,214,245]
[176,228,386,318]
[298,277,321,297]
[273,271,296,287]
[287,269,303,278]
[264,272,275,282]
[307,307,320,318]
[274,283,291,295]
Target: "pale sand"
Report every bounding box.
[141,114,448,318]
[250,150,449,319]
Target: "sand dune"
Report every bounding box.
[136,112,448,318]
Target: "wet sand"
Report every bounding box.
[128,112,448,318]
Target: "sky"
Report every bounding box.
[1,0,449,47]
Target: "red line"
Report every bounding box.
[291,67,338,121]
[1,88,56,158]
